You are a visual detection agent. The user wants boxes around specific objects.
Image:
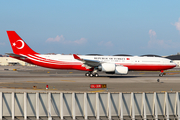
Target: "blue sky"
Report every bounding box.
[0,0,180,56]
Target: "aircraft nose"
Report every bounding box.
[170,60,177,67]
[173,62,177,67]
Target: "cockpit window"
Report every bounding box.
[170,60,173,63]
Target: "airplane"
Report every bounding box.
[6,31,176,77]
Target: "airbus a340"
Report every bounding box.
[6,31,176,77]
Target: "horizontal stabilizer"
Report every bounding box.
[6,53,27,59]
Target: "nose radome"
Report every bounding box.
[172,62,177,67]
[174,63,177,67]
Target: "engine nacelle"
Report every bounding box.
[98,63,116,72]
[98,63,128,75]
[115,66,128,75]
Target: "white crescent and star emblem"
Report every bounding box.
[12,40,25,49]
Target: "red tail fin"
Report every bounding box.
[7,31,38,55]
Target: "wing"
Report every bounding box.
[6,53,27,59]
[73,54,101,68]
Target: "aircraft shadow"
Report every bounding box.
[98,75,140,78]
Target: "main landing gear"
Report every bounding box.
[159,70,164,77]
[85,70,99,77]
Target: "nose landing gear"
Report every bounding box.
[159,70,164,77]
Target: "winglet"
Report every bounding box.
[73,54,81,60]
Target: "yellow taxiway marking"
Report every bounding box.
[167,73,180,75]
[26,81,46,83]
[139,73,145,75]
[61,80,75,82]
[0,82,12,84]
[90,90,105,93]
[161,91,166,93]
[69,72,73,74]
[0,82,22,84]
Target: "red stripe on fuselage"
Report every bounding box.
[13,55,93,71]
[121,64,175,71]
[12,55,176,72]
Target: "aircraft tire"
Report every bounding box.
[94,73,99,77]
[90,73,94,77]
[159,73,163,77]
[85,72,90,77]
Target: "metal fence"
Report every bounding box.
[0,92,179,120]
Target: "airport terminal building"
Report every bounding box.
[0,56,34,66]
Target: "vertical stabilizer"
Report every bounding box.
[7,31,38,55]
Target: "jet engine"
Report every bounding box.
[115,66,128,75]
[98,63,128,75]
[98,63,116,72]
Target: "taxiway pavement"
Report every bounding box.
[0,66,180,93]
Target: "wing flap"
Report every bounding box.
[73,54,101,67]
